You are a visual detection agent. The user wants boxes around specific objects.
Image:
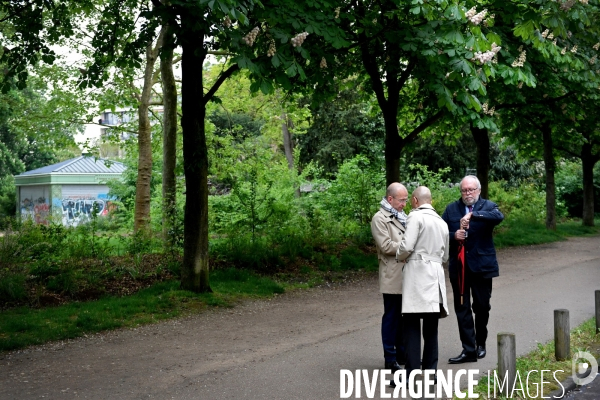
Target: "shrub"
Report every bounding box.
[0,273,27,303]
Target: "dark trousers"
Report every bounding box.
[450,266,493,355]
[403,312,439,378]
[382,293,405,363]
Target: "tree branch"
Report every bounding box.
[400,108,446,146]
[203,64,240,104]
[496,91,575,110]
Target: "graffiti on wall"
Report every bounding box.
[21,193,116,226]
[21,197,50,225]
[62,194,115,226]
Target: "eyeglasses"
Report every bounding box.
[392,197,408,204]
[460,188,480,194]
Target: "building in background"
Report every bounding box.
[14,155,125,226]
[76,108,136,159]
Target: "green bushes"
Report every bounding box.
[0,154,596,308]
[0,272,27,303]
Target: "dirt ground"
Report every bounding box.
[1,236,599,399]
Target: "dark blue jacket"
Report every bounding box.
[441,197,504,277]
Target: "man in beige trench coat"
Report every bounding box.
[371,182,408,372]
[396,186,450,381]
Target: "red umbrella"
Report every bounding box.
[457,240,465,305]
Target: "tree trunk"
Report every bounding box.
[281,113,294,170]
[470,125,490,199]
[581,141,596,227]
[180,21,211,293]
[541,122,556,230]
[133,30,164,233]
[161,24,178,249]
[383,111,402,185]
[281,113,300,197]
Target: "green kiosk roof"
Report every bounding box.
[15,156,125,186]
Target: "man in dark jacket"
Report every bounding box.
[442,175,504,364]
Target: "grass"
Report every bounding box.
[469,318,600,399]
[0,217,598,354]
[0,268,284,352]
[493,218,600,249]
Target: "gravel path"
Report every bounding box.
[1,236,599,399]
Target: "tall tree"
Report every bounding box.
[160,24,179,248]
[133,28,165,233]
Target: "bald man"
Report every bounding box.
[396,186,450,380]
[371,182,408,372]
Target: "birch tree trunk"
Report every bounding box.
[133,29,165,233]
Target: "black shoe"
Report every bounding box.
[384,361,402,373]
[397,357,406,366]
[477,346,486,359]
[448,351,477,364]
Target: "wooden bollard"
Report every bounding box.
[554,309,570,361]
[498,332,516,397]
[596,290,600,334]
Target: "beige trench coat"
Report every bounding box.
[371,207,406,294]
[396,204,450,317]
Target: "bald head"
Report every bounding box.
[411,186,432,208]
[386,182,408,212]
[386,182,407,198]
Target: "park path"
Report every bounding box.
[1,236,599,399]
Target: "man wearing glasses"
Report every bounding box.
[371,182,409,373]
[442,175,504,364]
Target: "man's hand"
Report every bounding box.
[460,212,472,230]
[455,229,468,241]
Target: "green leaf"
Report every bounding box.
[513,20,535,40]
[286,63,297,76]
[410,6,420,14]
[468,77,481,92]
[445,30,464,44]
[271,54,280,68]
[259,80,272,94]
[469,94,481,111]
[486,33,502,46]
[217,1,229,14]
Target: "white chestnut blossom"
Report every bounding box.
[560,0,576,10]
[334,7,340,19]
[267,39,276,57]
[518,81,523,89]
[593,42,600,50]
[223,16,232,28]
[541,29,549,39]
[483,14,495,27]
[243,27,260,46]
[590,55,597,65]
[512,49,526,67]
[472,42,501,64]
[482,102,495,116]
[465,7,488,25]
[561,47,567,55]
[570,45,578,54]
[291,32,309,47]
[320,57,327,68]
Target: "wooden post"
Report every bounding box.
[498,332,516,397]
[554,309,570,361]
[595,290,600,334]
